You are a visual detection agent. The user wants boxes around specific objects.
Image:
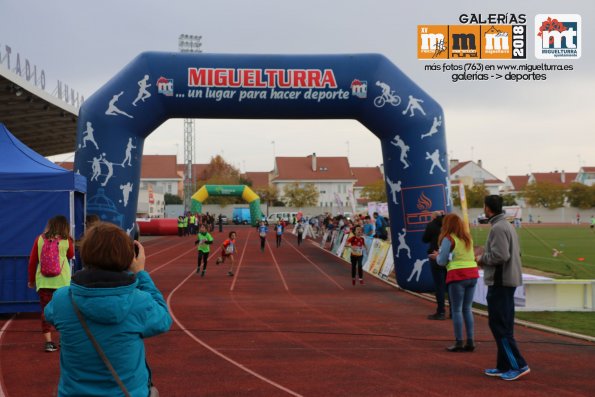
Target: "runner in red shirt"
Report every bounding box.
[216,231,237,276]
[346,226,368,285]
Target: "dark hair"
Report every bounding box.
[86,214,100,228]
[80,223,134,272]
[45,215,70,239]
[484,195,503,215]
[229,231,236,238]
[373,212,379,217]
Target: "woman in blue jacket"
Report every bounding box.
[45,222,172,397]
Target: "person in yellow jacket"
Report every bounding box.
[429,214,479,352]
[27,215,74,352]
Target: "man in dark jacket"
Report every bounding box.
[422,211,447,320]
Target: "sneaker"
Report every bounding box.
[484,368,505,377]
[359,279,364,285]
[201,270,205,277]
[352,279,356,286]
[501,366,530,381]
[227,271,234,276]
[216,258,222,265]
[196,267,200,274]
[427,313,446,320]
[45,341,58,352]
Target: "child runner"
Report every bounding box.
[27,215,75,352]
[346,225,367,285]
[258,221,268,252]
[195,224,214,277]
[216,231,237,276]
[275,221,284,248]
[296,221,304,246]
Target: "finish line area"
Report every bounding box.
[1,229,593,396]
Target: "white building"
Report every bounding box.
[575,166,595,187]
[137,184,165,218]
[272,153,356,210]
[140,155,182,197]
[449,159,504,195]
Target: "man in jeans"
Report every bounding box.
[476,195,530,381]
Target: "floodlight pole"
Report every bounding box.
[178,34,202,213]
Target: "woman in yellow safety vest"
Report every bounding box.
[429,213,479,353]
[27,215,75,352]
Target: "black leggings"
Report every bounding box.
[297,234,303,245]
[260,236,266,251]
[197,251,208,270]
[351,255,363,279]
[276,235,282,247]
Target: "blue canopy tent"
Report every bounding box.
[0,123,86,313]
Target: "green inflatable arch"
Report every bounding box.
[191,185,262,226]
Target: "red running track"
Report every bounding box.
[1,227,594,396]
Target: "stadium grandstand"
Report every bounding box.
[0,57,78,156]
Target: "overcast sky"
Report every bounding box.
[1,0,593,180]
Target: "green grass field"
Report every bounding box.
[470,225,595,279]
[468,224,595,337]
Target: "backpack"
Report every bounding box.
[40,236,63,277]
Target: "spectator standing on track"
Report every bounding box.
[195,224,214,277]
[216,231,237,276]
[374,212,389,240]
[476,195,530,381]
[44,222,172,397]
[362,215,375,249]
[296,221,305,246]
[177,215,185,237]
[275,221,284,248]
[429,214,479,352]
[218,214,223,233]
[258,221,268,252]
[422,211,448,320]
[346,225,367,285]
[27,215,75,352]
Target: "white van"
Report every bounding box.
[267,212,298,223]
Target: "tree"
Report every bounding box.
[360,180,387,202]
[256,185,281,206]
[501,194,517,206]
[164,193,183,205]
[452,184,488,208]
[203,154,241,181]
[198,155,243,205]
[283,183,319,207]
[521,182,565,209]
[566,182,595,209]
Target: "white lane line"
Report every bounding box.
[230,230,252,292]
[266,239,289,291]
[146,239,189,259]
[0,315,15,397]
[166,251,303,397]
[284,239,345,290]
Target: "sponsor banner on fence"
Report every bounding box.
[364,239,390,275]
[335,233,349,256]
[380,246,395,281]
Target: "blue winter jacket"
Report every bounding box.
[45,269,172,397]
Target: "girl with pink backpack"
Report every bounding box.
[27,215,74,352]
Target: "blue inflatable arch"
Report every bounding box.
[74,52,451,292]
